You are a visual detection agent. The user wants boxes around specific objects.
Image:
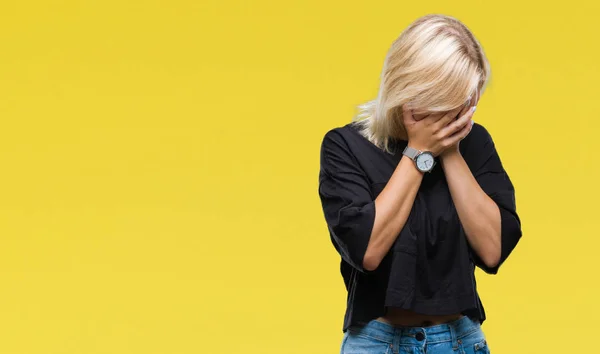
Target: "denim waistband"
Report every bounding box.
[348,315,482,347]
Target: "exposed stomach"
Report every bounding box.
[376,307,463,327]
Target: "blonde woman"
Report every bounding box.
[318,14,522,354]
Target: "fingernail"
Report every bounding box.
[472,106,477,112]
[471,120,474,126]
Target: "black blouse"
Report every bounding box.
[317,121,522,333]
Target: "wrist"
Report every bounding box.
[400,154,426,176]
[440,148,463,168]
[402,145,436,173]
[440,146,461,158]
[406,139,429,152]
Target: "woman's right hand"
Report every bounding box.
[401,104,475,156]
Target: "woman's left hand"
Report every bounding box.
[440,90,480,157]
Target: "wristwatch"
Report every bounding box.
[402,146,436,173]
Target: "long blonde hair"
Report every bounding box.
[353,14,491,154]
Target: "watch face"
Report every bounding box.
[416,152,435,172]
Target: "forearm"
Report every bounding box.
[363,155,423,271]
[440,151,502,267]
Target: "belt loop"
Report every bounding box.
[392,327,401,354]
[450,323,458,350]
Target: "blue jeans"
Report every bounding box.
[340,316,490,354]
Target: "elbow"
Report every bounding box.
[480,243,502,270]
[362,251,381,272]
[481,253,501,270]
[473,231,502,270]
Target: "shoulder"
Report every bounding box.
[460,123,506,174]
[321,122,357,146]
[463,122,494,147]
[460,122,497,158]
[320,123,361,157]
[319,123,367,174]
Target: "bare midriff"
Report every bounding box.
[376,307,463,327]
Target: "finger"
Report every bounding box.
[402,104,416,123]
[458,98,472,117]
[439,118,469,139]
[421,111,449,126]
[452,101,472,129]
[466,89,480,114]
[444,118,474,146]
[439,106,475,137]
[432,106,464,130]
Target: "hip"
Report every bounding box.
[340,315,490,354]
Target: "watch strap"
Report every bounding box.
[402,146,421,160]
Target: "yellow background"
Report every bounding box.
[0,1,597,353]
